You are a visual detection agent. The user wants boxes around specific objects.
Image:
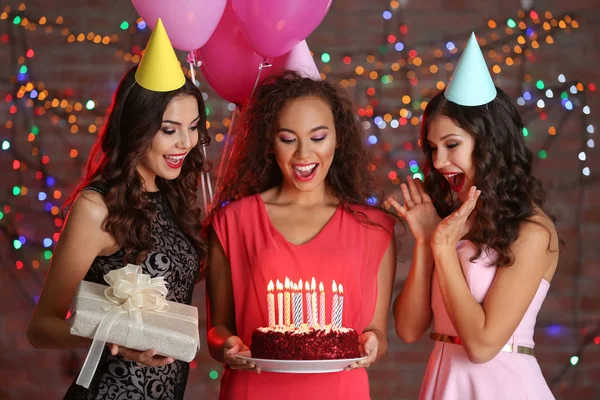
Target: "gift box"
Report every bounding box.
[69,264,200,388]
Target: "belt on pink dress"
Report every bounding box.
[430,332,535,356]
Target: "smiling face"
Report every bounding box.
[273,96,337,193]
[136,95,200,191]
[426,115,476,202]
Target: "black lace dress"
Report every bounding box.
[64,188,200,400]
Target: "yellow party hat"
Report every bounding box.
[135,18,185,92]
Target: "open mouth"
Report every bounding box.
[293,163,318,181]
[444,172,465,193]
[163,154,186,169]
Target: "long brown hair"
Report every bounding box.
[65,66,210,258]
[209,70,392,225]
[421,88,552,266]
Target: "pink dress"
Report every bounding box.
[211,194,394,400]
[420,240,555,399]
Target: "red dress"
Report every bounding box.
[211,194,394,400]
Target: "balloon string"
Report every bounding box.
[249,59,272,99]
[187,50,203,87]
[213,107,237,208]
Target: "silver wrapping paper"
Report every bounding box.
[69,280,199,362]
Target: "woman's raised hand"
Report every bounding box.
[387,176,441,244]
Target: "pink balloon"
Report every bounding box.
[132,0,226,51]
[196,1,265,104]
[271,40,321,80]
[232,0,332,59]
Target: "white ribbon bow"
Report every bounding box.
[76,264,169,388]
[104,264,169,313]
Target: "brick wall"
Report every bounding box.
[0,0,598,399]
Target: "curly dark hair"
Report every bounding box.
[421,88,551,267]
[65,65,210,259]
[209,70,390,223]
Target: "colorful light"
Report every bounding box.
[570,356,579,366]
[582,167,590,176]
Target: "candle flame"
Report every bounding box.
[298,279,303,290]
[319,281,324,292]
[339,284,344,295]
[293,283,298,291]
[268,280,274,292]
[332,280,337,293]
[284,276,290,289]
[305,281,310,291]
[311,277,316,291]
[276,280,283,291]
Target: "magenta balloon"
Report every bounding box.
[196,2,265,104]
[132,0,227,51]
[232,0,332,59]
[271,40,321,80]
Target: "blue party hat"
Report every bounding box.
[444,32,497,106]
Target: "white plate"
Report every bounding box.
[235,351,367,373]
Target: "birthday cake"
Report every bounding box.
[253,277,356,360]
[250,324,360,360]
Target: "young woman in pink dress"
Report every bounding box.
[205,71,397,400]
[390,34,558,399]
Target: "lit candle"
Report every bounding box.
[338,283,344,328]
[319,281,325,328]
[267,280,275,327]
[276,279,283,326]
[284,276,291,326]
[292,283,302,327]
[311,277,318,327]
[331,280,339,327]
[305,280,313,326]
[298,279,304,324]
